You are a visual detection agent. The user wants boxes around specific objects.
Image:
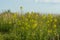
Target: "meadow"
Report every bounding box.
[0,11,60,40]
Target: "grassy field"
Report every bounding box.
[0,11,60,40]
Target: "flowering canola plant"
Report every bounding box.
[0,12,60,40]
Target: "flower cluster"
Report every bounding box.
[0,12,60,40]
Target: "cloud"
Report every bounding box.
[35,0,60,3]
[52,0,60,3]
[35,0,39,3]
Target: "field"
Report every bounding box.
[0,11,60,40]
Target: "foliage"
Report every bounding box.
[0,11,60,40]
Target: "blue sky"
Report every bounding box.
[0,0,60,14]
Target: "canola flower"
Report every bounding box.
[40,21,43,24]
[27,14,31,18]
[42,14,46,19]
[30,19,38,29]
[0,12,60,40]
[47,24,50,26]
[30,19,37,24]
[46,20,50,24]
[21,15,25,19]
[13,14,17,19]
[25,22,29,25]
[54,18,57,22]
[54,32,57,35]
[25,25,30,30]
[48,14,53,19]
[53,24,57,28]
[32,22,38,29]
[35,14,39,17]
[21,26,25,30]
[39,21,43,26]
[25,18,28,21]
[50,19,53,22]
[48,29,52,34]
[9,21,12,24]
[17,20,21,25]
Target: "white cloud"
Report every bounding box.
[52,0,60,3]
[35,0,39,3]
[35,0,60,3]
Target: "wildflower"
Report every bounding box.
[54,18,57,22]
[28,14,31,18]
[25,25,30,30]
[36,14,38,17]
[32,23,37,29]
[13,14,17,18]
[31,19,34,22]
[17,20,21,25]
[48,29,52,33]
[42,14,46,19]
[40,21,43,24]
[54,31,57,35]
[21,27,24,30]
[30,19,37,23]
[39,21,43,26]
[21,15,24,18]
[46,20,50,24]
[54,33,57,35]
[47,24,50,26]
[22,22,24,24]
[9,21,12,24]
[25,18,28,21]
[25,23,28,26]
[48,14,53,19]
[50,19,53,22]
[53,24,57,28]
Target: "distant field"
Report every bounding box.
[0,11,60,40]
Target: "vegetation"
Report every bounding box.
[0,10,60,40]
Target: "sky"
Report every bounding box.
[0,0,60,14]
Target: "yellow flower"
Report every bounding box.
[17,21,21,25]
[30,19,34,22]
[13,14,17,18]
[36,14,38,17]
[50,19,53,22]
[25,23,28,26]
[32,23,37,29]
[40,21,43,24]
[42,15,46,19]
[25,18,28,21]
[39,21,43,26]
[30,19,37,23]
[28,14,31,18]
[53,24,57,28]
[54,18,57,22]
[21,27,24,30]
[46,20,50,24]
[9,21,12,24]
[48,30,52,33]
[47,24,50,26]
[25,25,30,30]
[54,33,57,35]
[21,15,25,18]
[48,14,53,19]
